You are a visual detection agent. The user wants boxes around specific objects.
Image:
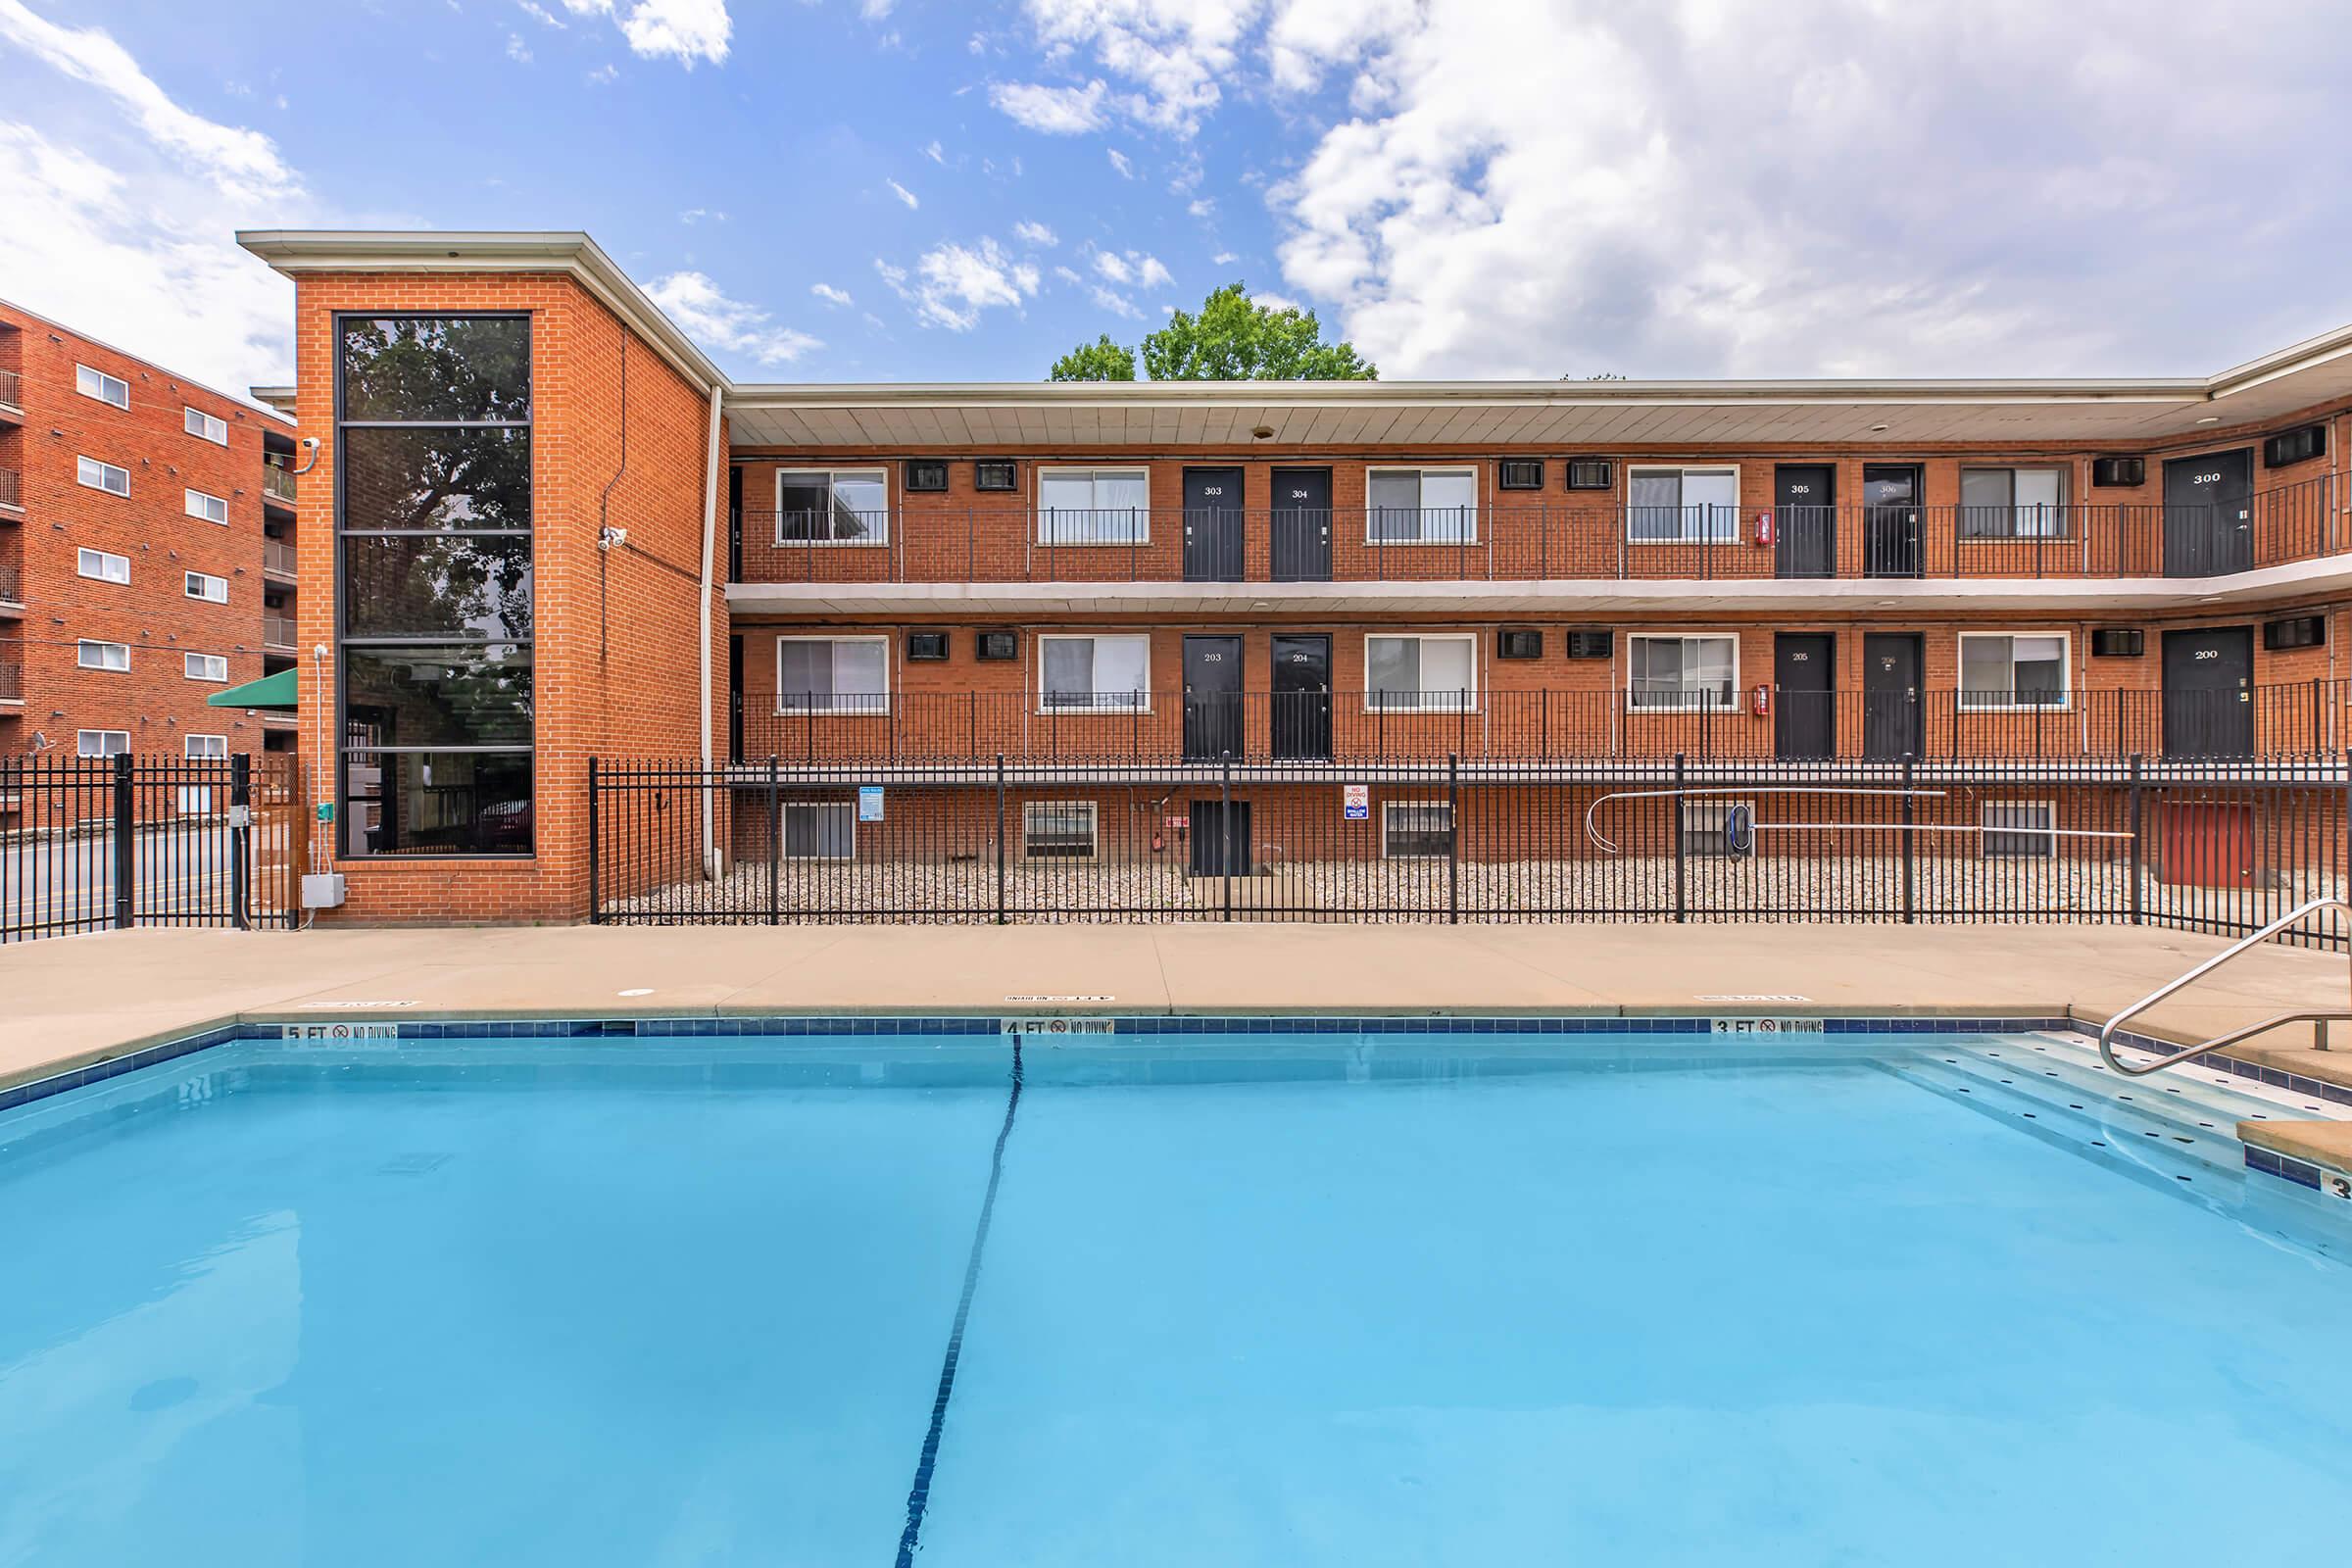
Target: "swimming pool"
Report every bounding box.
[2,1025,2345,1565]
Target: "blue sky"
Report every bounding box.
[5,0,2351,401]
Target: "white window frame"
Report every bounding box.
[184,652,229,683]
[1362,632,1479,713]
[75,365,129,410]
[184,488,230,525]
[76,456,130,497]
[1036,466,1152,546]
[773,466,890,546]
[1036,633,1152,714]
[1958,466,2070,540]
[1957,631,2072,712]
[77,547,130,584]
[1022,800,1100,861]
[185,570,229,604]
[1364,465,1480,544]
[1382,800,1456,860]
[1626,464,1742,544]
[184,406,228,445]
[1982,800,2058,859]
[76,729,130,758]
[1681,798,1758,858]
[184,733,230,760]
[1626,632,1741,711]
[778,802,857,861]
[76,640,130,671]
[773,634,891,715]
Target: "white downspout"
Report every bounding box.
[700,382,724,881]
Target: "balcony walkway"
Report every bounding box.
[4,923,2348,1105]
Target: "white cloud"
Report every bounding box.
[1211,250,1239,266]
[923,139,947,164]
[860,0,896,18]
[1093,248,1171,289]
[988,77,1108,134]
[1013,220,1059,247]
[876,237,1041,331]
[517,0,566,25]
[1052,264,1084,284]
[1186,197,1213,219]
[558,0,729,66]
[886,177,919,209]
[506,32,533,63]
[1251,291,1299,314]
[645,270,820,367]
[585,62,619,83]
[678,206,726,223]
[811,282,854,306]
[1105,147,1134,178]
[1016,0,1257,136]
[1089,284,1142,319]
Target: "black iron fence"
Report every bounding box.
[736,683,2352,766]
[0,754,307,943]
[591,754,2351,945]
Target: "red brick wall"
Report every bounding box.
[286,272,723,924]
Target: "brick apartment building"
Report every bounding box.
[0,300,302,828]
[233,230,2352,925]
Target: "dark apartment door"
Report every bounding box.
[727,635,744,761]
[1183,634,1245,760]
[1774,465,1836,579]
[1271,466,1334,581]
[2162,625,2254,757]
[1189,800,1253,876]
[1270,633,1333,760]
[1863,465,1923,577]
[1184,466,1246,582]
[1862,633,1924,760]
[2163,449,2254,578]
[1775,633,1836,760]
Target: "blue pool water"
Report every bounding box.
[1,1031,2346,1565]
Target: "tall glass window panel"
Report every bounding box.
[340,318,531,422]
[343,427,531,532]
[343,534,533,641]
[341,752,534,857]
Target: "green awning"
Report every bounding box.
[206,668,299,709]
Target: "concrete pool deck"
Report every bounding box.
[4,921,2350,1098]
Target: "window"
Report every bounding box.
[184,653,228,682]
[1037,468,1149,545]
[1628,634,1739,710]
[77,547,130,584]
[1682,799,1757,858]
[1958,633,2069,710]
[76,456,130,497]
[77,640,129,671]
[1959,467,2068,538]
[184,407,228,445]
[76,730,130,758]
[775,468,888,544]
[185,488,230,525]
[1039,634,1150,711]
[775,636,889,714]
[1983,801,2057,858]
[184,734,229,760]
[1383,802,1454,859]
[780,802,856,860]
[1023,801,1099,859]
[1367,466,1477,543]
[1365,633,1476,711]
[337,315,535,857]
[75,365,129,409]
[185,570,228,603]
[1628,466,1740,542]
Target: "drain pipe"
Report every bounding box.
[700,381,724,882]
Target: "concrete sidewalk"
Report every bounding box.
[3,921,2348,1096]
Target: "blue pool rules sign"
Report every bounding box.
[858,786,885,822]
[1343,783,1369,820]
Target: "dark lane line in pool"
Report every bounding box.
[894,1033,1025,1568]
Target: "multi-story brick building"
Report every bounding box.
[235,230,2352,925]
[0,299,302,827]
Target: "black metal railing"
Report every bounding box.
[0,466,19,510]
[0,562,19,604]
[0,368,19,409]
[0,661,21,701]
[727,475,2342,585]
[0,754,307,942]
[732,683,2352,766]
[590,753,2352,939]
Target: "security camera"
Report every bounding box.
[302,436,320,450]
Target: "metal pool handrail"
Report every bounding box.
[2096,895,2352,1077]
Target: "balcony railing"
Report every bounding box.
[262,613,297,648]
[263,539,297,576]
[263,464,297,507]
[732,682,2352,767]
[730,472,2341,587]
[0,466,19,510]
[0,564,20,604]
[0,368,20,410]
[0,662,19,701]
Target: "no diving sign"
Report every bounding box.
[1343,783,1369,821]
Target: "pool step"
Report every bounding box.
[1889,1053,2252,1183]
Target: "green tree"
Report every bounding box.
[1049,333,1139,381]
[1047,283,1376,381]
